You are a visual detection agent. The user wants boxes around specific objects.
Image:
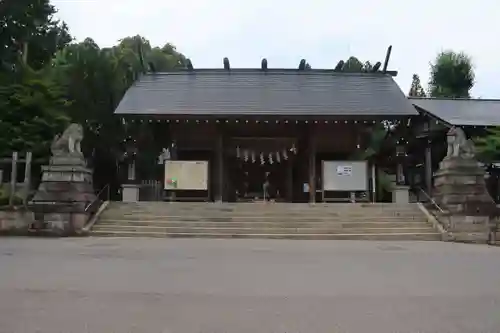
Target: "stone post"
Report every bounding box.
[9,152,18,206]
[122,159,139,202]
[23,152,32,205]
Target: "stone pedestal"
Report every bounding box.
[433,156,494,243]
[392,186,410,204]
[30,155,96,236]
[122,184,140,202]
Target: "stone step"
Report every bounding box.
[101,211,424,221]
[110,205,418,213]
[104,205,421,211]
[110,202,417,207]
[92,225,436,235]
[94,202,436,240]
[97,220,431,229]
[90,230,442,241]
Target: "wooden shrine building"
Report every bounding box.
[114,57,419,203]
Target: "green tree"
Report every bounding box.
[0,73,69,156]
[0,0,72,157]
[429,51,474,98]
[49,35,188,189]
[0,0,71,72]
[50,35,189,147]
[474,128,500,163]
[408,74,426,97]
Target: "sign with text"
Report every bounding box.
[164,160,208,190]
[323,161,367,191]
[336,165,352,176]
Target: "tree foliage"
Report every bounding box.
[408,74,426,97]
[0,72,70,156]
[429,51,474,98]
[0,0,71,71]
[0,1,187,164]
[49,35,187,154]
[474,128,500,163]
[0,0,72,157]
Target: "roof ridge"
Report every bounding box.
[409,97,500,102]
[141,69,398,77]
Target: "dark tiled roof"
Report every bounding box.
[115,69,417,117]
[409,97,500,127]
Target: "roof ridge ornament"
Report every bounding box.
[298,59,306,70]
[261,58,268,71]
[371,62,382,73]
[382,45,392,73]
[223,57,230,70]
[334,60,344,72]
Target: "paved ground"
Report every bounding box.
[1,238,500,333]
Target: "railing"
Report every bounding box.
[85,184,110,214]
[418,187,445,214]
[417,187,450,230]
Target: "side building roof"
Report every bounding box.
[410,97,500,127]
[115,69,417,117]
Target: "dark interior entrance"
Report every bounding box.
[232,159,290,201]
[226,137,297,202]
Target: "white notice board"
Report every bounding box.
[164,160,209,190]
[322,161,368,191]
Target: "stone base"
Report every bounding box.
[0,210,33,235]
[445,230,490,243]
[439,214,493,244]
[392,186,409,204]
[30,157,97,237]
[33,212,90,236]
[122,184,140,203]
[431,155,497,243]
[50,155,86,166]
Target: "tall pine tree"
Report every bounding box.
[408,74,426,97]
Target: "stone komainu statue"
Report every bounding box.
[446,126,475,159]
[51,123,84,156]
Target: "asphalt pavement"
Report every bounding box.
[1,237,500,333]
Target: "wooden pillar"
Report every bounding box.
[215,129,224,202]
[425,140,432,195]
[308,130,316,204]
[371,162,377,203]
[287,160,293,202]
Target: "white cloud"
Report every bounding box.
[53,0,500,97]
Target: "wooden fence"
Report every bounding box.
[0,152,41,206]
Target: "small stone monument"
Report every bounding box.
[30,124,96,236]
[433,127,496,243]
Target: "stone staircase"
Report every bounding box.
[90,202,441,240]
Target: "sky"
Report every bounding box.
[52,0,500,98]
